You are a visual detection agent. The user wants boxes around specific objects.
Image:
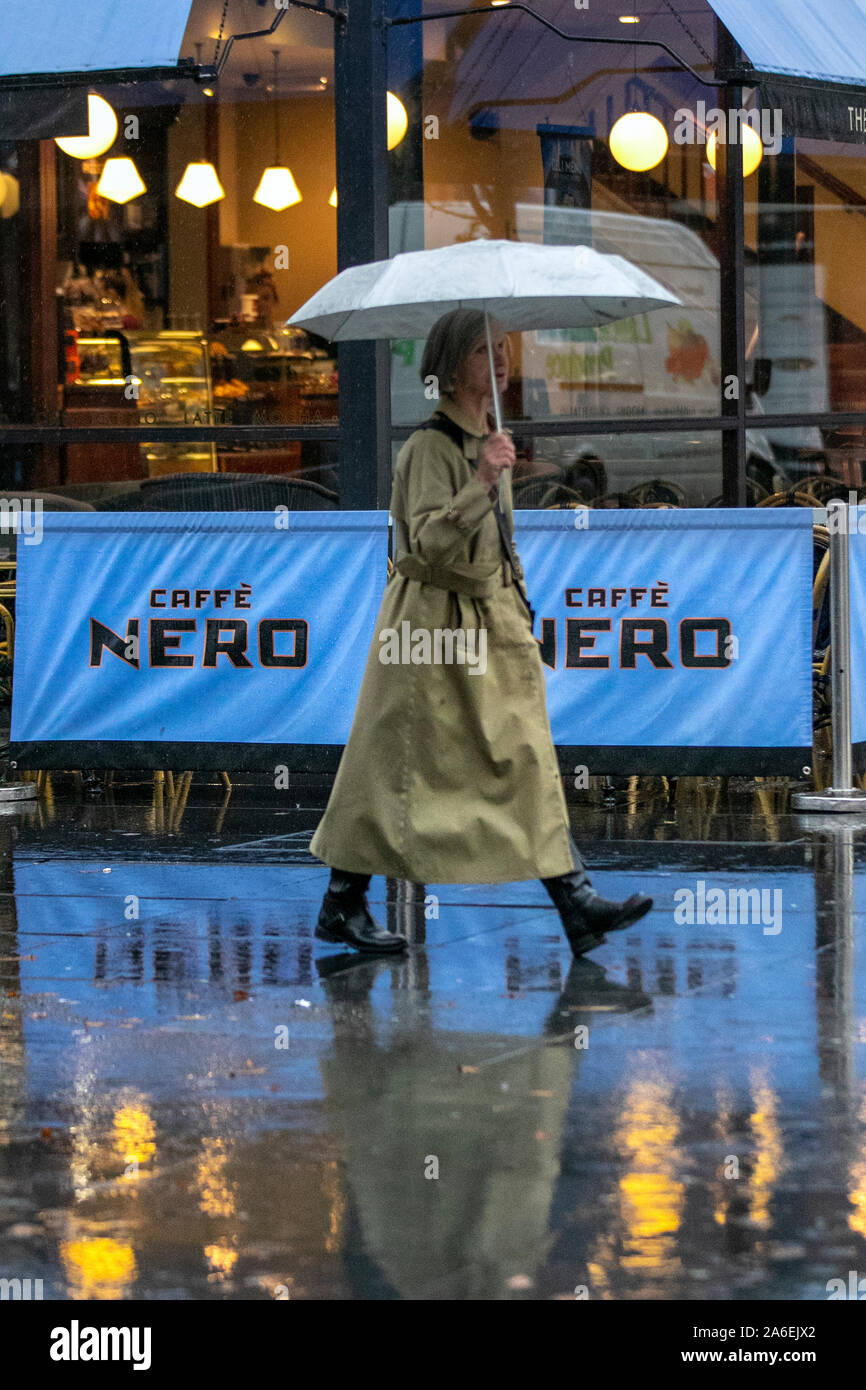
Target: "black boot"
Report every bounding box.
[542,867,653,956]
[316,870,408,954]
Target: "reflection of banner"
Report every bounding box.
[10,512,388,771]
[515,508,813,774]
[537,123,593,245]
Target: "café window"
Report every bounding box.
[0,0,340,505]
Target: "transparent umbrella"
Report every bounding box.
[288,237,680,434]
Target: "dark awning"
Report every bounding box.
[707,0,866,144]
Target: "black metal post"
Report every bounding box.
[334,0,392,509]
[716,20,747,506]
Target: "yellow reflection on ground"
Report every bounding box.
[321,1160,345,1256]
[204,1236,238,1283]
[60,1234,137,1300]
[748,1068,785,1229]
[195,1136,236,1219]
[614,1075,684,1276]
[112,1101,156,1181]
[847,1092,866,1237]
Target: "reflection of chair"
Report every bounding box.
[560,454,606,501]
[756,488,819,507]
[512,472,561,509]
[628,479,687,507]
[592,493,637,509]
[705,481,768,507]
[0,600,13,660]
[137,473,338,511]
[539,482,590,508]
[809,477,852,505]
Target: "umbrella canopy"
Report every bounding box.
[288,237,680,342]
[289,237,680,442]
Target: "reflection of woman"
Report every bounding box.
[311,309,652,954]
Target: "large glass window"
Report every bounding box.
[0,0,340,504]
[388,0,727,506]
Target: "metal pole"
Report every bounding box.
[794,500,866,812]
[831,499,854,792]
[484,311,503,432]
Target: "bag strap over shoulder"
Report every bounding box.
[417,412,536,629]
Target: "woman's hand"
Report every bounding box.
[476,431,516,491]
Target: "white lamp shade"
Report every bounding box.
[706,126,764,177]
[609,112,669,171]
[175,161,225,207]
[55,94,118,159]
[253,165,302,211]
[386,91,408,151]
[97,157,146,203]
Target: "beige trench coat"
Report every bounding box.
[309,393,577,883]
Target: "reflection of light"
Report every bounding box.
[253,165,302,211]
[613,1076,684,1275]
[609,113,668,172]
[195,1137,236,1219]
[175,161,225,207]
[748,1069,784,1228]
[56,94,118,159]
[712,1085,735,1227]
[328,186,337,208]
[322,1160,345,1256]
[0,174,20,219]
[112,1103,156,1180]
[205,1237,238,1281]
[241,339,264,352]
[387,92,408,151]
[707,127,764,178]
[848,1094,866,1236]
[96,158,146,204]
[60,1236,137,1300]
[618,15,640,22]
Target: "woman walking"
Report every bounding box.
[310,308,652,954]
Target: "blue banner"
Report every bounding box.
[10,511,388,767]
[514,508,813,772]
[10,508,813,774]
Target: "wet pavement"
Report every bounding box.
[1,773,865,1301]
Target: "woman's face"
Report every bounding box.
[454,324,509,397]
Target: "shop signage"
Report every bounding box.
[9,509,813,776]
[9,512,388,770]
[515,508,813,775]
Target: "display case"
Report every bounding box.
[65,330,217,478]
[129,330,216,476]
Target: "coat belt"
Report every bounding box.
[394,553,512,596]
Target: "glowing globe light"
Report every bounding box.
[55,94,118,159]
[175,162,225,207]
[0,174,19,219]
[387,91,408,151]
[253,165,302,211]
[96,158,146,204]
[609,112,668,171]
[706,125,764,177]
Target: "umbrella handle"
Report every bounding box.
[484,310,506,507]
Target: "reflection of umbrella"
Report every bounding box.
[288,237,679,433]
